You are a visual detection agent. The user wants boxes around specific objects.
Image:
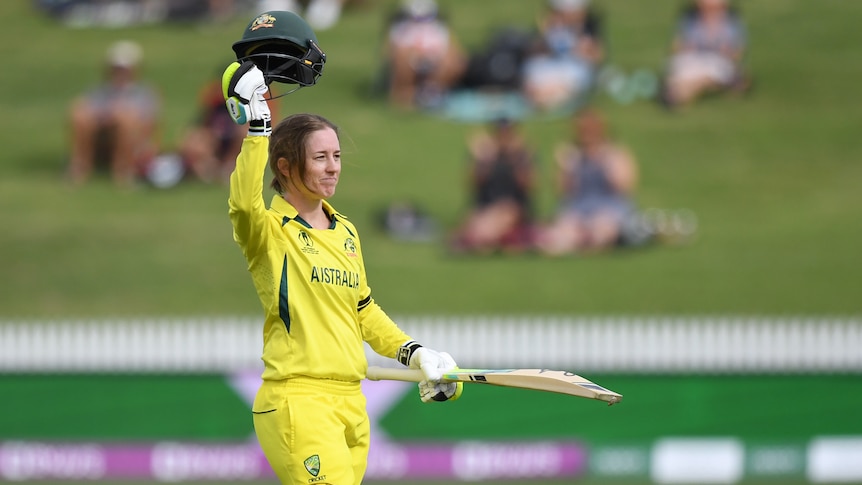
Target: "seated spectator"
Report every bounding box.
[376,199,439,243]
[67,40,160,187]
[383,0,467,110]
[660,0,749,109]
[177,76,245,185]
[257,0,347,31]
[449,119,537,254]
[457,26,533,93]
[536,109,638,255]
[521,0,605,112]
[177,72,279,185]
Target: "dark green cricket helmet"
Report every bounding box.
[232,11,326,87]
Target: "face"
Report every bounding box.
[494,122,515,140]
[107,64,136,86]
[291,127,341,200]
[698,0,727,12]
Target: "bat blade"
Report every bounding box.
[365,366,622,405]
[443,368,623,405]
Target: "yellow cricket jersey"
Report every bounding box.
[228,136,411,382]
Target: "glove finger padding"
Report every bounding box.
[222,60,268,102]
[222,61,271,135]
[396,341,464,403]
[419,379,463,403]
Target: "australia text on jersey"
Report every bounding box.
[309,266,360,288]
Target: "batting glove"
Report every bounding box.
[222,61,271,136]
[397,340,464,403]
[418,367,464,403]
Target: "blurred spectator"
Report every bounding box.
[457,26,533,93]
[376,199,439,242]
[177,71,279,185]
[34,0,257,27]
[536,108,638,255]
[257,0,347,30]
[205,0,239,22]
[449,119,537,254]
[383,0,467,110]
[521,0,605,112]
[67,40,161,187]
[660,0,750,109]
[177,75,245,184]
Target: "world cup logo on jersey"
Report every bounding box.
[299,231,313,247]
[299,230,318,254]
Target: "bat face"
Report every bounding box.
[439,368,623,405]
[365,366,623,405]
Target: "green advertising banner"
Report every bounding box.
[3,374,862,442]
[2,373,862,482]
[379,374,862,443]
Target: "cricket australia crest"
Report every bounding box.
[303,455,320,477]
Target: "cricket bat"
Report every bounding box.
[366,366,623,405]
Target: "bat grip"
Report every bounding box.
[365,366,426,382]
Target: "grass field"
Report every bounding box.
[1,0,861,318]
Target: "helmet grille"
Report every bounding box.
[241,40,324,86]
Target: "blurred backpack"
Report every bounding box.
[459,26,533,91]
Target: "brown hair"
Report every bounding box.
[268,113,339,194]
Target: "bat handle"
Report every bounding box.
[365,366,425,383]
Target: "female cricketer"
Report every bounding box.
[222,53,462,485]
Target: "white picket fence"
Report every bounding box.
[0,316,859,373]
